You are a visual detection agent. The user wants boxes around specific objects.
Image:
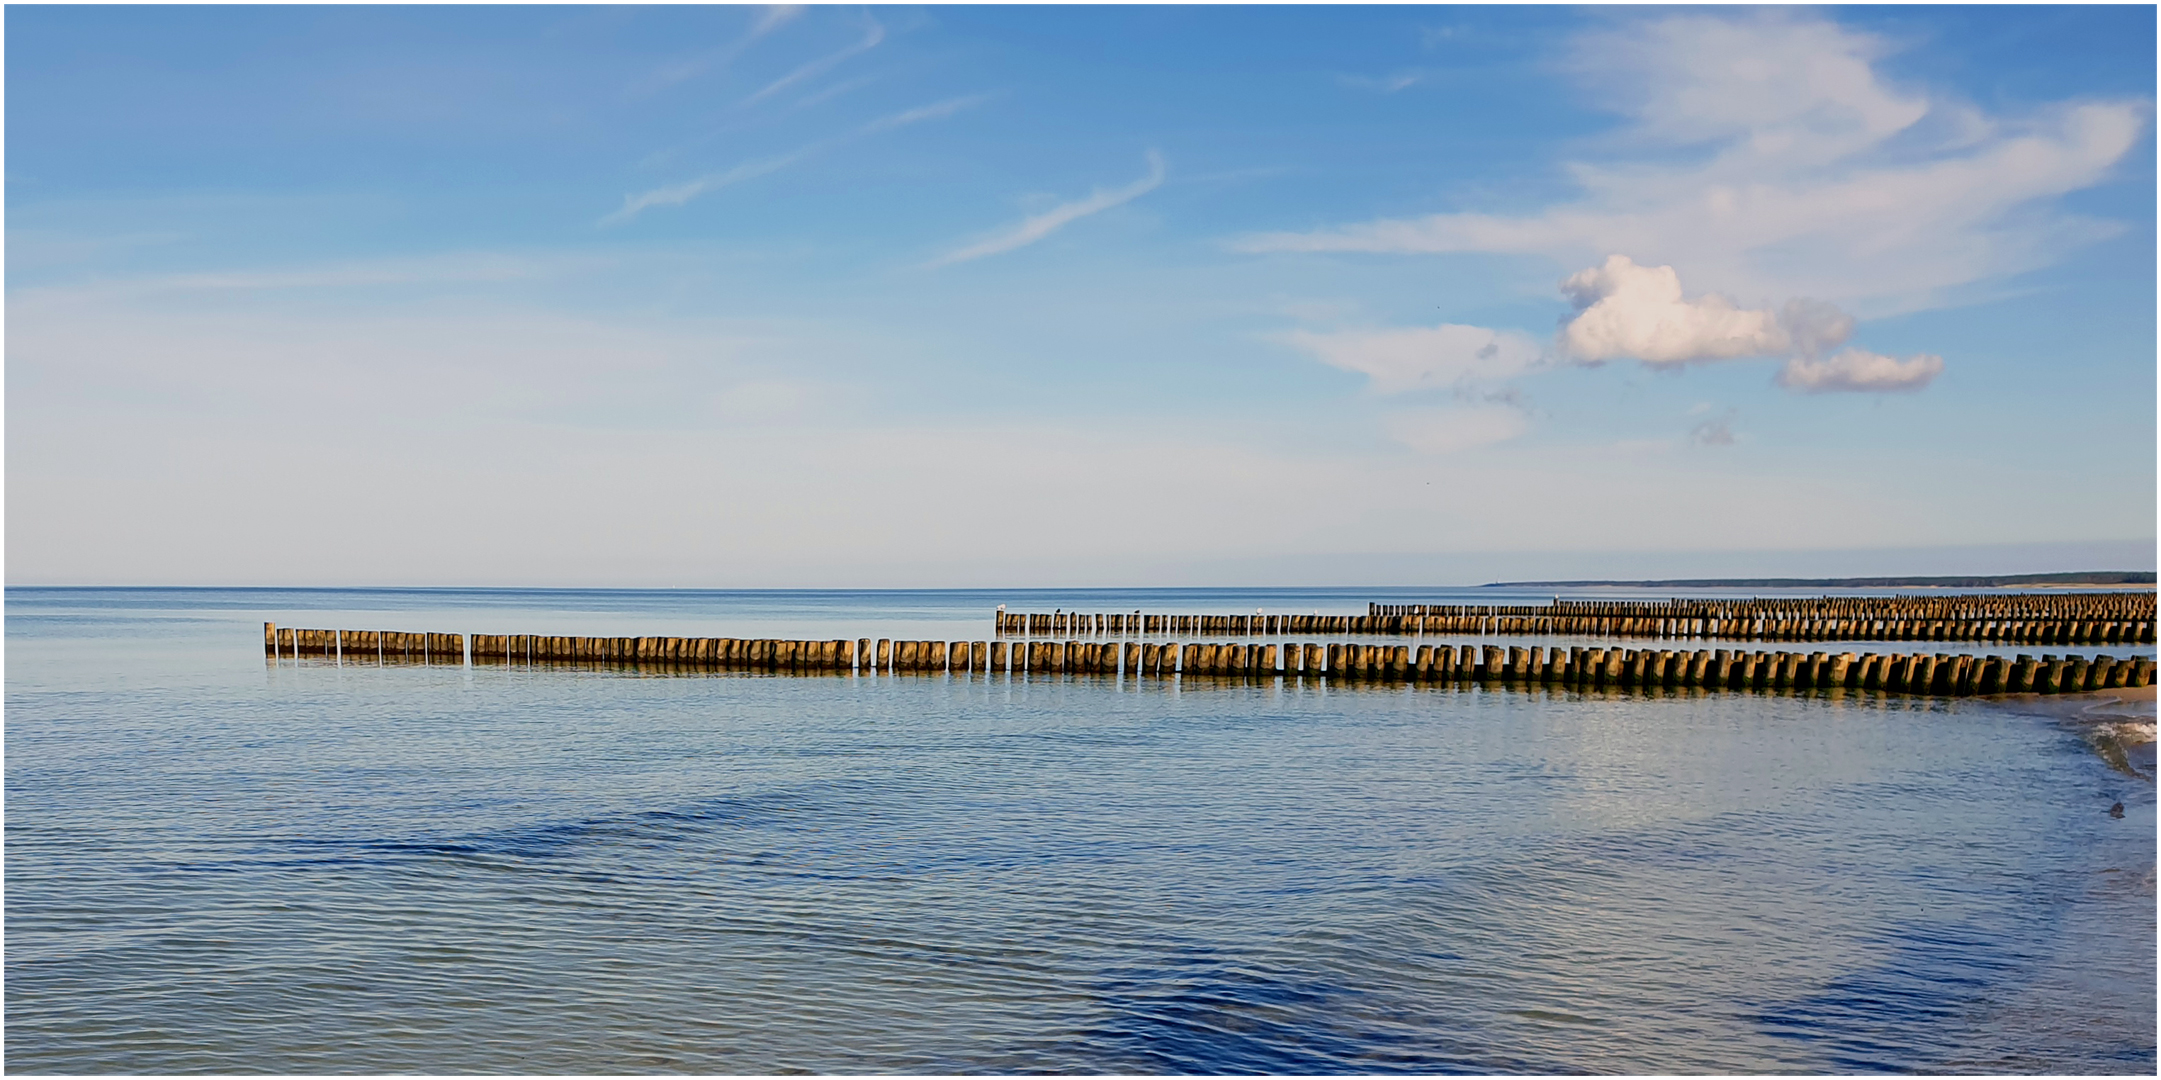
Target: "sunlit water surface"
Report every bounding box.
[8,588,2154,1073]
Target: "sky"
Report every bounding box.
[7,5,2155,587]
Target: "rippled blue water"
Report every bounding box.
[8,588,2154,1073]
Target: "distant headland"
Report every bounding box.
[1482,572,2156,589]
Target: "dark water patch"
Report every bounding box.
[1754,923,2035,1072]
[1062,955,1508,1074]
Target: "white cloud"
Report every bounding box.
[743,19,883,106]
[1385,405,1529,454]
[1777,297,1855,360]
[603,94,986,224]
[1553,254,1939,393]
[1234,12,2145,313]
[1282,323,1540,393]
[1340,72,1422,94]
[1777,348,1943,393]
[1689,410,1737,446]
[857,92,994,134]
[791,72,879,110]
[1558,254,1784,365]
[630,5,803,96]
[602,149,816,224]
[928,151,1165,267]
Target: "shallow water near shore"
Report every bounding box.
[8,587,2155,1073]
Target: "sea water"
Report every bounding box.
[7,587,2154,1073]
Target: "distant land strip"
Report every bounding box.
[1481,572,2156,588]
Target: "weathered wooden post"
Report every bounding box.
[1905,654,1935,694]
[2100,655,2126,689]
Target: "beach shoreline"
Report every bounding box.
[1985,686,2157,780]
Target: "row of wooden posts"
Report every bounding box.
[997,606,2155,645]
[266,625,2150,696]
[1374,592,2155,622]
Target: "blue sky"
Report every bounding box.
[8,5,2154,586]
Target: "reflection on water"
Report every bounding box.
[6,588,2154,1073]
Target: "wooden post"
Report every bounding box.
[1828,652,1853,689]
[2101,655,2126,689]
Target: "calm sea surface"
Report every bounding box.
[8,587,2154,1074]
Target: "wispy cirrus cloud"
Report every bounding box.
[601,150,818,225]
[928,151,1166,267]
[1280,323,1541,394]
[743,18,884,107]
[1338,71,1422,94]
[1234,11,2146,314]
[858,92,995,134]
[628,5,803,97]
[790,72,880,111]
[601,94,991,225]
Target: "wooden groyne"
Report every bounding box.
[995,592,2157,645]
[265,625,2152,696]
